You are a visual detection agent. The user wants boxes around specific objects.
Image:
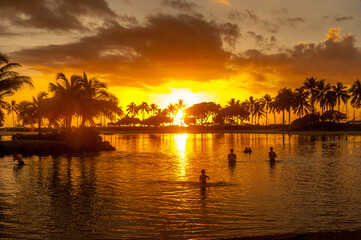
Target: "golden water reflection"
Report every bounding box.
[173,134,189,181]
[3,133,358,239]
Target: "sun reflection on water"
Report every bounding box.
[173,134,189,181]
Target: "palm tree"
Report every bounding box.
[48,73,83,128]
[303,77,318,113]
[292,87,310,118]
[167,103,177,121]
[276,88,293,126]
[253,100,265,125]
[139,102,150,121]
[325,90,337,111]
[0,90,13,125]
[0,53,33,92]
[226,98,241,124]
[248,96,256,125]
[150,104,159,116]
[0,53,33,125]
[349,79,361,121]
[226,98,240,107]
[333,82,350,119]
[269,100,279,125]
[6,100,18,127]
[17,92,48,135]
[126,102,138,117]
[314,79,331,114]
[261,94,272,125]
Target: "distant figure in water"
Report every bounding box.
[228,149,236,165]
[268,147,277,163]
[13,152,24,165]
[243,147,252,153]
[199,169,210,186]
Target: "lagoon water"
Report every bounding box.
[2,133,361,239]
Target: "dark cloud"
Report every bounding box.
[0,25,20,36]
[246,31,277,50]
[335,16,353,22]
[282,17,305,26]
[13,14,238,87]
[228,10,280,33]
[235,28,361,88]
[271,8,288,15]
[118,15,138,25]
[0,0,116,31]
[324,15,354,22]
[162,0,199,11]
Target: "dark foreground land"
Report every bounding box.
[226,230,361,240]
[0,128,115,156]
[0,139,115,156]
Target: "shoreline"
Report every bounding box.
[225,229,361,240]
[3,129,361,136]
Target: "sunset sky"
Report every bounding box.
[2,0,361,126]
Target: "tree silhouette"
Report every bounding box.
[0,53,32,125]
[253,100,265,125]
[5,100,18,127]
[350,79,361,121]
[333,82,350,119]
[150,103,159,116]
[49,73,82,128]
[126,102,139,118]
[276,88,293,126]
[139,102,150,121]
[262,94,272,125]
[17,92,48,135]
[314,79,331,114]
[292,87,310,118]
[303,77,318,113]
[167,103,177,121]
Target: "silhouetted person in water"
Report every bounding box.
[13,152,24,165]
[248,147,252,153]
[228,149,236,165]
[268,147,277,163]
[243,147,248,153]
[199,169,210,186]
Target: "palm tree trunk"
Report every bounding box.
[288,110,291,126]
[266,108,268,126]
[346,103,348,121]
[38,119,41,136]
[274,112,276,125]
[282,109,285,126]
[12,111,15,127]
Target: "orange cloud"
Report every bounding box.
[213,0,231,6]
[12,14,240,87]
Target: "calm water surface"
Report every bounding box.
[1,133,361,239]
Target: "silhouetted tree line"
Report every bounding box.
[1,53,361,131]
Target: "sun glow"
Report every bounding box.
[174,110,184,126]
[157,88,202,108]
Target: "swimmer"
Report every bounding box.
[228,149,236,165]
[248,147,252,153]
[268,147,277,162]
[13,152,24,165]
[199,169,210,186]
[243,147,248,153]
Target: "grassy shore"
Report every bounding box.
[225,230,361,240]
